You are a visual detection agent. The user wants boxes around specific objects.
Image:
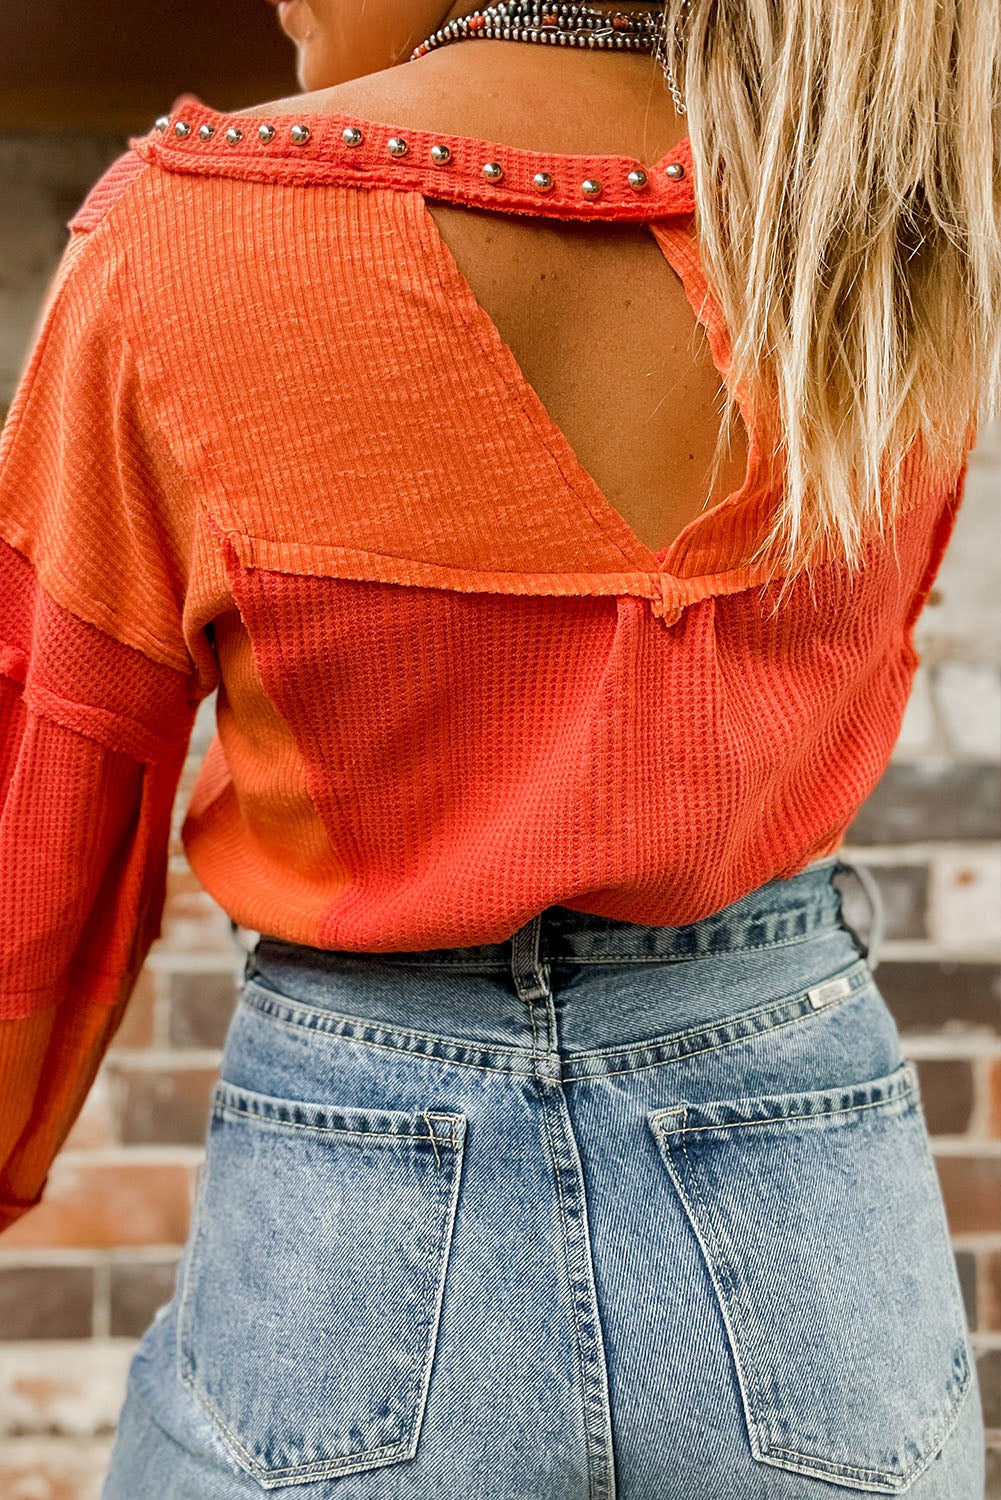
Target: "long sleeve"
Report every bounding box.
[0,191,215,1232]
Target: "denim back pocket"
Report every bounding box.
[648,1059,971,1494]
[177,1081,467,1489]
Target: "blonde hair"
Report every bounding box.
[659,0,1001,590]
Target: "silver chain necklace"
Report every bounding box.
[408,0,691,117]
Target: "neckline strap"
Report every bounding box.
[129,93,696,221]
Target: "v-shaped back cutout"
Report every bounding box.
[412,194,761,563]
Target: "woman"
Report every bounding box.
[0,0,997,1494]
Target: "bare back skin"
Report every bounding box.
[238,47,750,556]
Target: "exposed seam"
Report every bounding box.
[239,970,867,1082]
[654,1081,915,1137]
[212,1103,459,1142]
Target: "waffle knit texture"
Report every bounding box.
[0,92,973,1228]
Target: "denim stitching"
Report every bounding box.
[565,998,865,1084]
[563,961,871,1065]
[764,1392,972,1486]
[765,1374,972,1488]
[212,1102,462,1143]
[395,1133,458,1477]
[532,1034,616,1499]
[423,1111,450,1169]
[238,962,872,1083]
[564,978,876,1086]
[544,925,842,963]
[535,1074,593,1449]
[239,998,835,1085]
[914,1104,972,1353]
[177,1099,466,1482]
[242,956,870,1059]
[253,896,842,977]
[241,957,869,1068]
[649,1114,767,1472]
[185,1378,414,1480]
[212,1081,455,1137]
[675,1112,782,1477]
[525,987,542,1051]
[652,1077,970,1489]
[236,1003,538,1078]
[654,1080,916,1136]
[241,979,533,1059]
[324,922,841,971]
[187,1322,423,1483]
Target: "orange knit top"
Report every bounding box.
[0,92,973,1229]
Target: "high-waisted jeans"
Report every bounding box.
[101,855,984,1500]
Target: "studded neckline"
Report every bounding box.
[128,92,696,220]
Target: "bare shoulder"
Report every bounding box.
[229,58,686,161]
[229,66,464,129]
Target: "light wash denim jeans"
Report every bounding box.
[101,855,984,1500]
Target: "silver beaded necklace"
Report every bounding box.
[408,0,691,117]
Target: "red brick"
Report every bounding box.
[877,961,1001,1035]
[0,1160,198,1248]
[870,864,929,941]
[109,1258,180,1336]
[988,1058,1001,1139]
[954,1249,977,1331]
[982,1250,1001,1333]
[0,1340,134,1436]
[154,865,234,954]
[107,1065,217,1146]
[63,1075,115,1151]
[167,969,238,1049]
[0,1264,93,1338]
[0,1438,115,1500]
[847,762,1001,843]
[914,1058,975,1135]
[988,1443,1001,1500]
[169,760,204,858]
[979,1348,1001,1428]
[933,1154,1001,1236]
[107,966,158,1050]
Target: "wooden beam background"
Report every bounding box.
[0,1,298,132]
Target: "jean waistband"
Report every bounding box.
[248,855,883,1006]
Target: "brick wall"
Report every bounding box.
[1,130,998,1500]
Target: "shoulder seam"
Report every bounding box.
[3,206,203,681]
[66,147,151,237]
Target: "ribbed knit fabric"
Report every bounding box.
[0,91,973,1228]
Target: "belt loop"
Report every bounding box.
[510,912,551,1002]
[834,858,885,972]
[232,919,259,985]
[853,861,885,972]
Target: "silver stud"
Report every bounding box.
[198,123,215,140]
[627,167,648,190]
[430,143,451,165]
[258,124,276,144]
[174,121,191,138]
[581,178,602,198]
[290,123,311,145]
[665,161,685,179]
[342,126,363,147]
[482,161,504,181]
[532,170,554,193]
[387,136,409,157]
[225,126,243,146]
[154,115,170,133]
